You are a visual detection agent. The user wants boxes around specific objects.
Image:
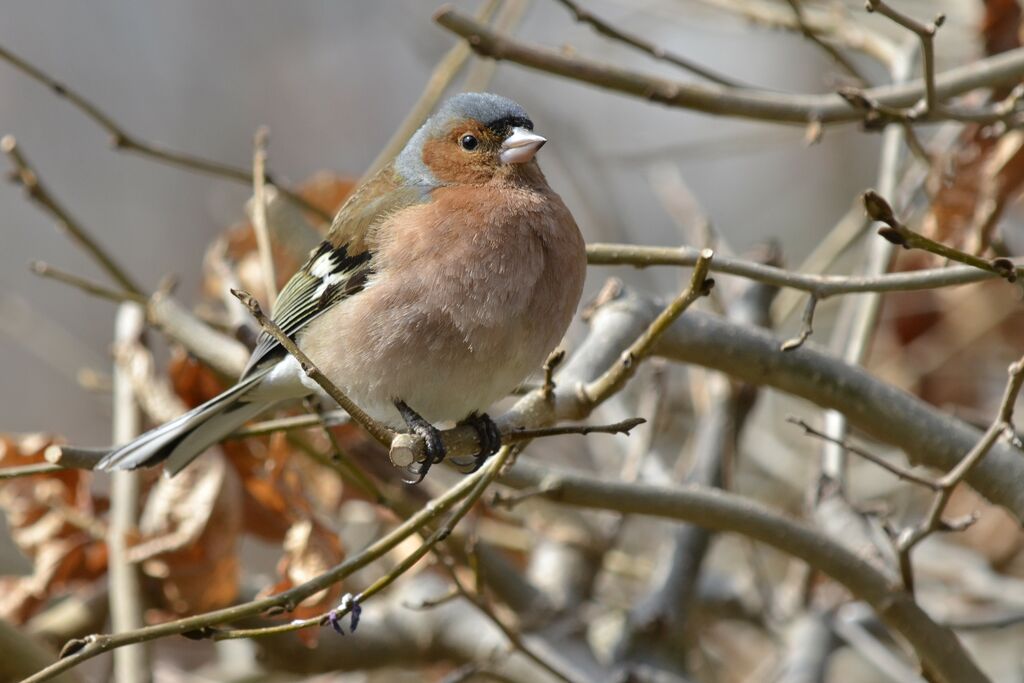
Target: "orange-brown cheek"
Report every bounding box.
[422,138,494,184]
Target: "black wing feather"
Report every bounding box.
[241,241,372,378]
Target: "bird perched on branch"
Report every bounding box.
[97,93,587,482]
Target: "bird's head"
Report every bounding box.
[396,92,547,187]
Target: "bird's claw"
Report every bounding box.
[325,593,361,635]
[395,400,446,484]
[451,412,502,473]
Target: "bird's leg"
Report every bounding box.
[451,412,502,473]
[394,400,446,484]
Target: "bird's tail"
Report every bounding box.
[96,369,272,476]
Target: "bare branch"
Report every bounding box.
[865,0,944,115]
[586,242,996,297]
[593,290,1024,520]
[580,249,714,408]
[29,261,146,305]
[789,418,940,490]
[552,0,744,87]
[784,0,869,86]
[21,454,503,683]
[780,294,817,351]
[226,410,350,439]
[433,7,1024,125]
[895,356,1024,594]
[0,462,64,479]
[108,303,149,683]
[864,189,1021,281]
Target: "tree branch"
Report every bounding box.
[551,0,744,87]
[586,242,997,297]
[107,303,149,683]
[894,356,1024,594]
[865,189,1021,281]
[589,288,1024,520]
[433,6,1024,125]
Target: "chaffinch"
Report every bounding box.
[97,93,587,481]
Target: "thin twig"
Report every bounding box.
[788,418,940,490]
[895,356,1024,594]
[227,410,350,439]
[508,417,644,440]
[586,243,997,297]
[3,135,144,295]
[780,295,817,351]
[784,0,869,86]
[29,261,146,305]
[581,249,714,407]
[0,44,329,222]
[250,126,277,304]
[435,549,581,683]
[864,189,1021,281]
[865,0,944,116]
[0,462,64,479]
[231,288,396,445]
[209,445,517,641]
[541,348,565,402]
[552,0,744,87]
[943,611,1024,631]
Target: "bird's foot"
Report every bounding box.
[395,400,445,484]
[451,412,502,473]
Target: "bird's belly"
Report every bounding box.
[313,313,548,426]
[299,281,570,427]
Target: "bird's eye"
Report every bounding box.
[459,134,479,151]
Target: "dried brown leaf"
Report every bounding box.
[0,434,107,622]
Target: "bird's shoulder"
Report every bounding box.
[325,162,431,253]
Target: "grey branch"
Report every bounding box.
[434,7,1024,125]
[586,242,997,297]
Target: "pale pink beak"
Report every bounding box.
[500,127,546,164]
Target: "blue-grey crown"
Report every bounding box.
[396,92,533,187]
[436,92,533,133]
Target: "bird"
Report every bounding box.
[96,92,587,482]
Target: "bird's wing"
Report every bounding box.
[241,164,429,377]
